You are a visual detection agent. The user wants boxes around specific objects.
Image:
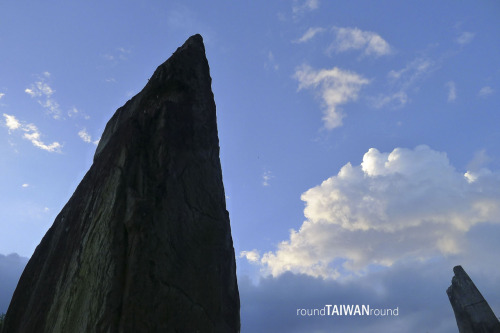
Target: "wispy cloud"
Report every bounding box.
[294,27,325,43]
[446,81,457,102]
[78,128,99,145]
[25,81,53,98]
[370,92,408,109]
[292,0,319,14]
[456,32,475,45]
[102,54,114,61]
[328,27,392,57]
[373,57,435,109]
[243,146,500,278]
[102,47,131,63]
[117,47,131,60]
[23,124,62,152]
[478,86,494,97]
[467,149,491,171]
[388,57,433,82]
[67,107,79,118]
[21,183,29,188]
[2,113,62,153]
[264,51,279,71]
[0,93,5,100]
[262,170,273,186]
[67,107,89,119]
[295,64,370,129]
[25,72,61,119]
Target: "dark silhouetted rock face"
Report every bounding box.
[447,265,500,333]
[3,34,240,333]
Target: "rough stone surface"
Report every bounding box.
[447,265,500,333]
[3,34,240,333]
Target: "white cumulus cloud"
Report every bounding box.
[294,64,370,129]
[329,27,392,57]
[2,113,62,153]
[248,146,500,278]
[240,250,261,263]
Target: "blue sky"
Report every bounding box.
[1,1,500,331]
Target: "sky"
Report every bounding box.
[1,1,500,331]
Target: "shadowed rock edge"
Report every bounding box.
[447,265,500,333]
